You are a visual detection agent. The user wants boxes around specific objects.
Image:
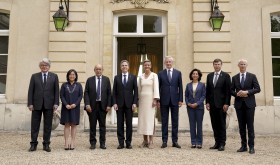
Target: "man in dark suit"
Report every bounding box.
[84,64,111,150]
[113,60,138,149]
[158,56,183,149]
[231,59,260,154]
[206,58,231,151]
[27,58,59,152]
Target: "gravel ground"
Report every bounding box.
[0,131,279,165]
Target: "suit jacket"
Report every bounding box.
[206,71,231,108]
[158,68,183,106]
[84,75,112,111]
[27,72,59,110]
[231,72,261,109]
[112,73,138,108]
[185,82,206,110]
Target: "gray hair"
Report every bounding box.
[164,56,174,62]
[39,58,51,67]
[238,59,248,64]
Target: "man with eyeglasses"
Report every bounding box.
[27,58,59,152]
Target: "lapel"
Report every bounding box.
[243,72,250,88]
[237,73,241,86]
[119,74,124,87]
[93,76,96,92]
[101,76,106,92]
[244,72,249,86]
[38,73,44,88]
[171,69,175,84]
[192,82,201,99]
[189,83,193,97]
[46,73,52,88]
[127,74,131,86]
[210,72,215,87]
[214,71,223,88]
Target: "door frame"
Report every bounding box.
[111,11,167,124]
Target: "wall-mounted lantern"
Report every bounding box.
[209,0,224,31]
[52,0,69,31]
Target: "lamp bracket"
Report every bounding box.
[59,0,69,18]
[211,0,219,12]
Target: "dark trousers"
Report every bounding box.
[117,104,133,146]
[160,100,179,143]
[187,108,204,145]
[30,107,53,145]
[236,101,255,148]
[209,106,227,146]
[87,102,107,145]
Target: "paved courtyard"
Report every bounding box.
[0,131,279,165]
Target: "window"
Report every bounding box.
[118,15,137,33]
[114,12,166,36]
[0,12,9,95]
[271,12,280,97]
[143,15,162,33]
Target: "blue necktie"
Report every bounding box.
[241,73,245,88]
[97,77,101,100]
[123,75,127,86]
[168,70,171,82]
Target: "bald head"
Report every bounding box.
[94,64,103,77]
[238,59,248,73]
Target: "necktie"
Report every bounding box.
[241,73,245,88]
[213,73,218,87]
[96,77,101,100]
[43,73,47,87]
[168,69,172,82]
[123,75,127,86]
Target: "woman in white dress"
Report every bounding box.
[137,59,160,149]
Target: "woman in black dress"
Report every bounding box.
[60,69,83,150]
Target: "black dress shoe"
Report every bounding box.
[218,145,225,151]
[191,145,196,148]
[90,144,96,150]
[172,142,181,149]
[100,144,106,149]
[161,142,167,148]
[197,145,202,149]
[28,145,37,152]
[43,145,51,152]
[249,147,255,154]
[126,145,132,149]
[209,144,219,149]
[237,146,248,152]
[117,145,124,149]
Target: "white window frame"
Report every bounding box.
[113,11,167,37]
[0,23,9,98]
[271,32,280,99]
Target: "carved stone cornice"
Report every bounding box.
[111,0,170,8]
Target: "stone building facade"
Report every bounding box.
[0,0,280,134]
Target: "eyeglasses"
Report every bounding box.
[40,64,49,67]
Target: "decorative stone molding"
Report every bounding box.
[111,0,169,8]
